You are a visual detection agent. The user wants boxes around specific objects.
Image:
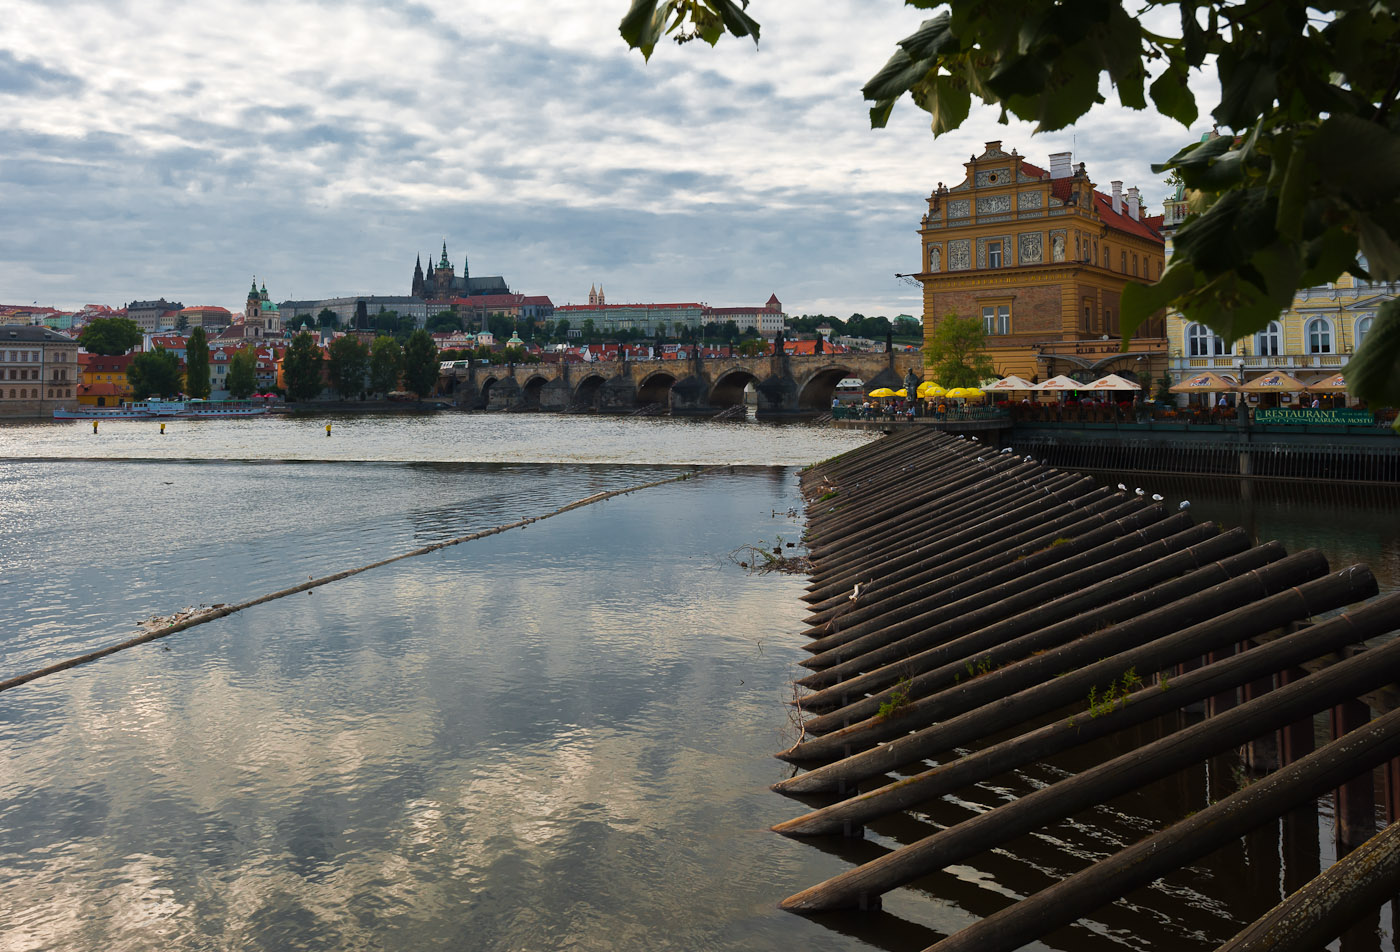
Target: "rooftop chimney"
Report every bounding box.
[1049,152,1073,179]
[1126,186,1140,221]
[1111,180,1123,216]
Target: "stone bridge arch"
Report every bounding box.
[709,368,758,411]
[520,374,550,409]
[796,364,858,412]
[574,373,607,410]
[637,370,678,410]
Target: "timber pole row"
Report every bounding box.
[777,432,1400,951]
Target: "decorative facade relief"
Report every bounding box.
[1017,190,1043,209]
[927,243,942,272]
[976,194,1012,215]
[974,167,1011,187]
[947,199,971,219]
[948,239,972,271]
[1051,229,1067,262]
[1018,232,1044,264]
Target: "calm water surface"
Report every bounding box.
[1,415,1394,951]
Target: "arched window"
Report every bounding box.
[1186,323,1225,357]
[1356,314,1374,349]
[1306,318,1332,354]
[1255,321,1282,356]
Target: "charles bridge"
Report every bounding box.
[438,348,925,416]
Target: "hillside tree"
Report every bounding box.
[184,327,211,399]
[78,316,142,356]
[327,335,370,400]
[369,336,404,396]
[923,312,995,388]
[401,329,440,400]
[283,331,324,402]
[127,347,182,399]
[226,348,257,399]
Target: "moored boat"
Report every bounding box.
[53,399,272,420]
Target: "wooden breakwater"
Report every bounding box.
[783,428,1400,951]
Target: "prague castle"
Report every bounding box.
[411,241,509,301]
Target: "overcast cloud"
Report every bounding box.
[1,1,1219,318]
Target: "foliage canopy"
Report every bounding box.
[401,329,440,400]
[923,312,995,388]
[369,336,405,396]
[620,0,1400,411]
[283,332,324,402]
[327,335,369,401]
[184,327,211,400]
[127,347,182,400]
[226,348,257,400]
[78,317,142,356]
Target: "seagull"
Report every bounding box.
[976,456,985,462]
[1135,488,1145,496]
[1179,500,1192,510]
[849,583,861,602]
[1117,483,1127,491]
[971,436,980,441]
[1001,447,1013,453]
[1152,494,1164,502]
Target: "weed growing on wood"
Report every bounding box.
[1088,668,1143,718]
[818,488,839,502]
[877,678,913,719]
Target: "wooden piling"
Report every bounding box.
[915,705,1400,952]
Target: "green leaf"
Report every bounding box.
[1121,259,1199,341]
[711,0,760,43]
[1357,216,1400,283]
[1272,138,1307,240]
[912,74,971,136]
[868,98,896,129]
[1213,51,1277,131]
[619,0,665,59]
[864,48,929,103]
[1345,299,1400,409]
[1149,64,1198,127]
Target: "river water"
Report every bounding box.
[0,414,1395,951]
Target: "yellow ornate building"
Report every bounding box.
[917,141,1168,384]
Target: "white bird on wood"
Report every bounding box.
[1117,483,1128,491]
[1179,500,1192,510]
[1135,487,1145,496]
[1152,494,1164,502]
[976,456,985,462]
[1001,447,1013,454]
[849,583,861,602]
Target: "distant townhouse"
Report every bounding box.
[279,295,428,331]
[180,306,233,331]
[0,325,79,417]
[705,294,787,337]
[79,352,136,406]
[126,298,184,332]
[555,301,708,336]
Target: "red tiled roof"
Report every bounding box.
[1093,192,1164,242]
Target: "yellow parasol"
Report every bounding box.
[916,381,945,398]
[894,388,908,397]
[945,387,985,399]
[867,387,896,398]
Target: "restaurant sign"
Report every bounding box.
[1255,408,1374,425]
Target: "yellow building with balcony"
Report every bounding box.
[1165,272,1396,406]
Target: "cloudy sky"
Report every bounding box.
[1,1,1218,319]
